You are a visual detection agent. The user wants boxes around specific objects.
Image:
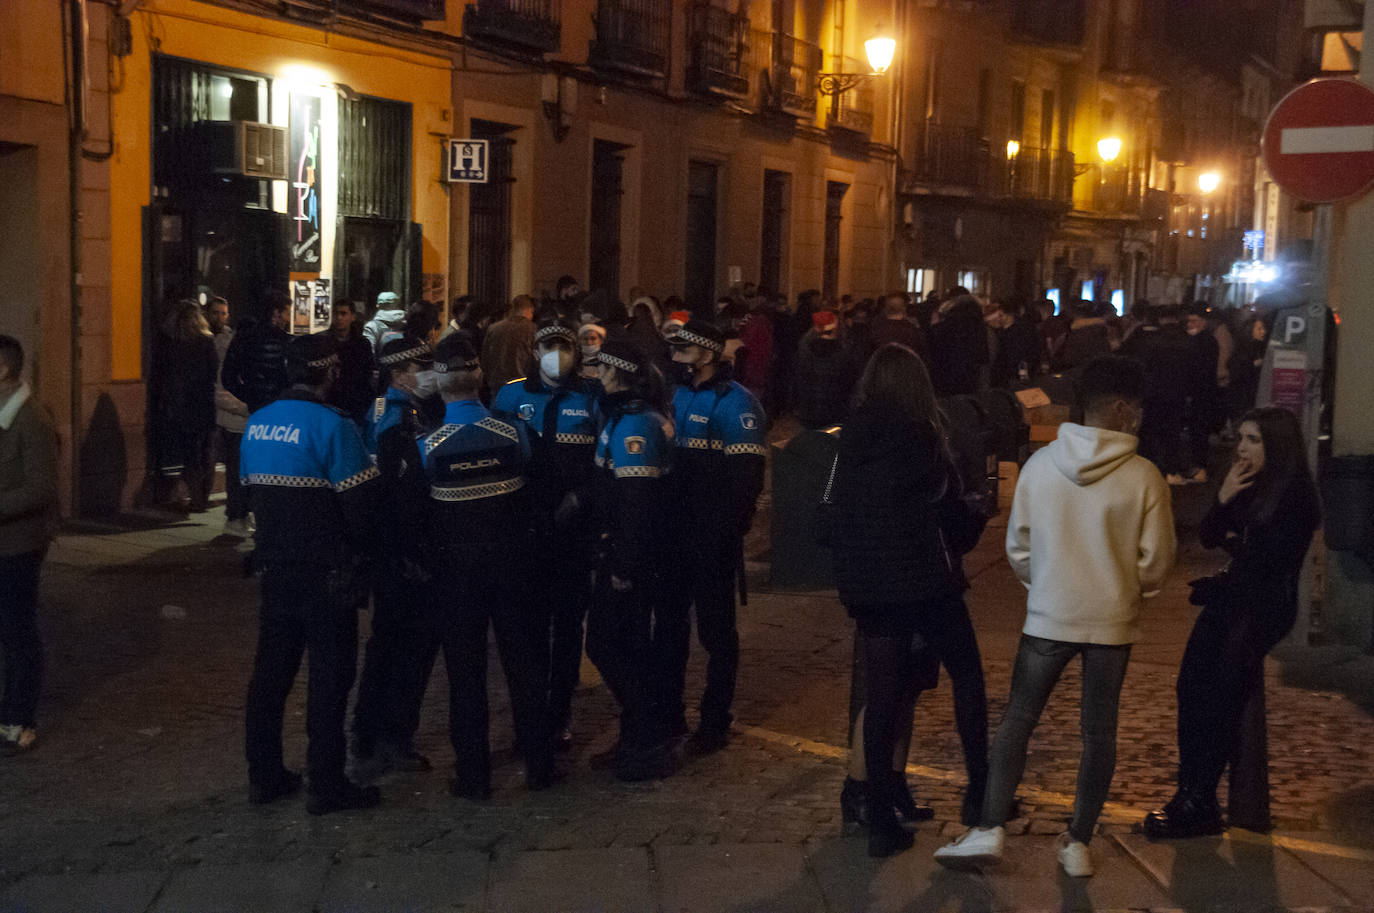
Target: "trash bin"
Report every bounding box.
[1322,454,1374,567]
[769,427,840,589]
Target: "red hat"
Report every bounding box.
[667,310,691,325]
[813,310,839,332]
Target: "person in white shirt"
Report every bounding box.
[935,355,1176,878]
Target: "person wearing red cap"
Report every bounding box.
[795,310,862,430]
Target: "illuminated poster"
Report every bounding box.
[291,278,332,335]
[289,93,322,273]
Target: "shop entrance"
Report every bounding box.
[0,143,39,381]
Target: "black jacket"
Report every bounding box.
[794,332,859,428]
[1198,478,1319,641]
[221,322,293,414]
[830,403,962,615]
[323,329,377,423]
[930,301,990,395]
[149,334,217,435]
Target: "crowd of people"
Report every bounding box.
[0,275,1315,882]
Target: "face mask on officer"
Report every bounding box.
[671,343,713,380]
[413,369,440,398]
[538,341,575,383]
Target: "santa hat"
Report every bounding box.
[664,310,690,330]
[579,322,607,342]
[813,310,839,333]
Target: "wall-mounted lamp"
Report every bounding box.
[1097,136,1122,164]
[541,73,577,142]
[1006,139,1020,160]
[1198,171,1221,194]
[818,33,896,96]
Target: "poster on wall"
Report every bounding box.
[289,92,323,274]
[290,278,332,335]
[311,278,332,333]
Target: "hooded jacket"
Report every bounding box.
[363,309,407,355]
[1006,422,1176,644]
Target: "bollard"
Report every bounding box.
[769,427,840,589]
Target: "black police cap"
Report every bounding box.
[595,330,648,376]
[378,335,433,367]
[432,333,480,373]
[668,318,726,354]
[293,332,339,370]
[534,317,579,346]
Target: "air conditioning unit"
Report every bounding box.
[186,121,289,181]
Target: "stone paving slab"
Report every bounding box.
[655,844,824,913]
[318,851,487,912]
[486,848,652,912]
[1266,835,1374,910]
[983,835,1170,912]
[805,830,997,913]
[0,870,169,913]
[150,859,331,913]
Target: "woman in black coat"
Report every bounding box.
[829,343,990,856]
[1144,406,1320,839]
[149,300,218,511]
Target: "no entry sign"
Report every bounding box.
[1263,78,1374,204]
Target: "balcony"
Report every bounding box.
[462,0,560,53]
[1010,0,1084,48]
[338,0,446,20]
[764,32,822,117]
[908,124,989,189]
[827,61,874,138]
[1090,164,1147,215]
[590,0,672,78]
[905,124,1076,206]
[688,3,750,98]
[998,146,1075,204]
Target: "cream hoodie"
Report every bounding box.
[1006,422,1176,645]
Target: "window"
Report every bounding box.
[467,120,516,312]
[760,169,790,297]
[685,161,719,314]
[590,140,629,297]
[906,268,936,295]
[823,181,847,303]
[1040,89,1055,148]
[1010,80,1026,145]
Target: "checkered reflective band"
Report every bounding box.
[555,432,597,445]
[379,343,431,366]
[724,443,768,456]
[335,465,381,491]
[430,476,526,502]
[535,325,577,344]
[670,329,724,354]
[307,352,341,369]
[596,352,640,374]
[613,465,662,479]
[244,473,331,489]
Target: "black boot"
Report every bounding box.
[887,771,934,823]
[840,777,869,835]
[866,781,915,858]
[1143,787,1224,840]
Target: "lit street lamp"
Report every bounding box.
[1198,171,1221,194]
[1098,136,1122,164]
[818,33,896,95]
[1006,139,1020,160]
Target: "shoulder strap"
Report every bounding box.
[821,453,839,505]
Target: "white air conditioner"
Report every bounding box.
[188,121,289,181]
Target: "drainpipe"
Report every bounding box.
[64,0,88,515]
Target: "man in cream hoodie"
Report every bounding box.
[936,355,1175,877]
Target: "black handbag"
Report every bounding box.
[814,453,840,547]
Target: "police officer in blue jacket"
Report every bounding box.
[664,319,767,754]
[240,332,383,815]
[586,333,677,781]
[491,316,600,751]
[418,334,556,798]
[350,336,441,780]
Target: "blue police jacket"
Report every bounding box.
[670,374,768,530]
[240,389,381,564]
[594,391,673,580]
[364,386,435,560]
[418,399,531,549]
[492,376,600,516]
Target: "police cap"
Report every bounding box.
[534,316,579,346]
[378,335,433,368]
[595,330,648,376]
[292,332,339,370]
[432,333,480,373]
[668,318,726,355]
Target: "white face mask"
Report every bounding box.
[540,349,573,381]
[581,344,601,363]
[413,370,439,398]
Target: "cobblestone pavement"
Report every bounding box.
[1,477,1372,911]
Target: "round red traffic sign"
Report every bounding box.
[1262,78,1374,204]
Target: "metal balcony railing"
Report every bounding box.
[767,32,822,117]
[462,0,560,53]
[907,125,1076,205]
[909,124,989,188]
[999,146,1076,203]
[591,0,672,77]
[1011,0,1084,47]
[688,3,750,98]
[827,59,874,136]
[1091,164,1147,214]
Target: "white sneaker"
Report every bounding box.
[1165,473,1188,486]
[1056,834,1093,877]
[934,826,1004,871]
[223,518,250,538]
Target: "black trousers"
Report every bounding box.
[1176,600,1284,796]
[352,570,440,753]
[219,429,248,522]
[659,538,740,734]
[1138,405,1188,476]
[244,565,358,793]
[537,540,593,735]
[586,578,661,750]
[438,562,551,791]
[0,548,46,729]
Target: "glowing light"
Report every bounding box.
[1047,288,1061,315]
[1111,290,1125,316]
[1097,137,1122,163]
[1198,171,1222,194]
[1082,280,1095,301]
[865,36,896,75]
[1006,139,1020,160]
[278,63,335,93]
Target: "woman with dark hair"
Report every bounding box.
[1144,406,1320,839]
[829,343,990,856]
[149,299,218,511]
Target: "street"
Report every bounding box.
[0,479,1371,913]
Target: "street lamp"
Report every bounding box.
[818,33,897,95]
[1006,139,1020,160]
[1198,171,1221,194]
[1097,136,1122,164]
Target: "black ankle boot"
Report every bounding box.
[866,781,915,858]
[1143,787,1224,840]
[887,771,934,822]
[840,777,869,835]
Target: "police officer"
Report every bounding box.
[585,333,677,781]
[240,333,382,815]
[350,336,441,780]
[418,334,556,798]
[492,316,600,751]
[664,319,767,754]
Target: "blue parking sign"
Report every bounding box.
[447,139,489,183]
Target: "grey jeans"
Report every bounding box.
[981,634,1132,844]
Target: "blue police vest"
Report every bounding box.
[492,377,599,448]
[595,404,674,479]
[419,399,529,503]
[363,387,413,459]
[671,380,767,459]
